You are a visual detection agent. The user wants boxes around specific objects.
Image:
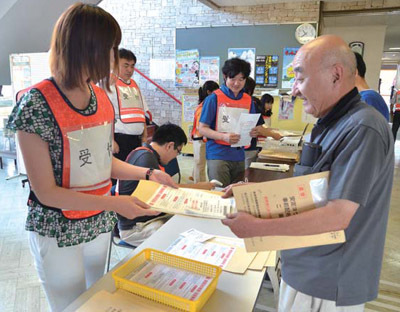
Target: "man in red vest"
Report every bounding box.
[108,48,149,162]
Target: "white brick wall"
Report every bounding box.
[99,0,392,126]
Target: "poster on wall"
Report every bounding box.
[10,52,51,176]
[228,48,256,78]
[10,55,32,93]
[302,107,318,124]
[150,58,175,80]
[182,92,198,124]
[281,47,300,89]
[279,96,294,120]
[175,49,200,88]
[395,64,400,90]
[255,55,279,88]
[199,56,220,85]
[181,91,198,154]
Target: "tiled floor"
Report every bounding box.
[0,144,399,311]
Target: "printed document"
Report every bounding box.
[231,113,260,147]
[166,231,259,274]
[232,171,346,252]
[165,236,236,269]
[132,180,235,219]
[127,261,212,301]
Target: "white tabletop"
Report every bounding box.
[65,215,266,312]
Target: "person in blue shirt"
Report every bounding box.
[198,58,262,187]
[354,52,389,121]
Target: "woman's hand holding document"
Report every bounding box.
[221,171,347,252]
[131,180,235,219]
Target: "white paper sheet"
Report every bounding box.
[231,113,260,147]
[147,185,235,219]
[165,236,236,269]
[180,228,215,242]
[127,261,212,301]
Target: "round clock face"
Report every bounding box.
[295,23,316,44]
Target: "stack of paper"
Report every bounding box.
[232,171,346,252]
[258,149,299,162]
[127,261,212,301]
[165,229,277,274]
[249,162,290,172]
[131,180,235,219]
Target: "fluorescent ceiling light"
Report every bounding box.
[389,47,400,50]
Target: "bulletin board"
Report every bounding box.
[176,23,316,89]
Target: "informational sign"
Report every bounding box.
[149,58,175,80]
[395,64,400,90]
[281,47,300,89]
[302,106,318,124]
[10,55,31,93]
[181,91,198,153]
[199,56,219,85]
[175,49,200,88]
[255,55,279,88]
[278,95,294,120]
[182,92,198,123]
[9,52,51,176]
[228,48,256,78]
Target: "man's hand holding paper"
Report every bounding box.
[220,172,351,252]
[222,212,261,238]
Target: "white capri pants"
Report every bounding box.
[29,231,110,312]
[279,279,365,312]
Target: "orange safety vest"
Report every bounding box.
[115,77,146,124]
[27,79,114,220]
[191,102,207,142]
[214,89,252,146]
[395,91,400,112]
[115,146,165,196]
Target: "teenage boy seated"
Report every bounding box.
[117,123,215,246]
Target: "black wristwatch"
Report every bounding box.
[145,168,154,180]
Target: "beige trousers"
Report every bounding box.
[192,139,207,182]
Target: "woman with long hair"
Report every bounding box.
[7,3,175,311]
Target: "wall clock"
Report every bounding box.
[295,23,317,45]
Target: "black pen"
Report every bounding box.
[264,164,280,167]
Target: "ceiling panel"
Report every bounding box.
[323,11,400,59]
[210,0,344,6]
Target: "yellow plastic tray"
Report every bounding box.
[112,248,222,312]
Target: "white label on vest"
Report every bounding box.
[217,105,248,133]
[118,85,142,109]
[67,123,113,189]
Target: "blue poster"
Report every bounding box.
[176,49,200,88]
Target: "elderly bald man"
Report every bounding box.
[222,35,394,311]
